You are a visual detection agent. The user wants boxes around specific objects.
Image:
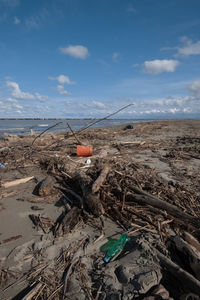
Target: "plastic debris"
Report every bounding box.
[0,162,5,168]
[124,124,133,130]
[77,145,93,157]
[100,233,130,263]
[86,158,91,164]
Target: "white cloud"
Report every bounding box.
[59,45,89,59]
[6,81,48,102]
[57,85,70,95]
[112,52,120,62]
[13,16,20,24]
[25,8,49,30]
[80,101,107,110]
[188,80,200,98]
[49,74,76,85]
[35,93,48,102]
[143,59,180,75]
[7,81,35,100]
[178,37,200,56]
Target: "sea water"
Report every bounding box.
[0,119,153,137]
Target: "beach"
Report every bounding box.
[0,120,200,299]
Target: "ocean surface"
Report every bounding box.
[0,119,153,137]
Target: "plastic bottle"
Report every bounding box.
[0,163,5,168]
[100,233,130,263]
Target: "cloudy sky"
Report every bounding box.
[0,0,200,119]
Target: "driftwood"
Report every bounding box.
[92,165,110,193]
[38,176,54,196]
[67,122,82,145]
[1,235,23,244]
[85,193,105,217]
[127,186,199,225]
[173,235,200,280]
[157,250,200,295]
[183,232,200,252]
[75,170,104,217]
[2,176,34,189]
[55,207,81,236]
[21,282,43,300]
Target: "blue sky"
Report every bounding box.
[0,0,200,118]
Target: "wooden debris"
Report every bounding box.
[75,170,105,216]
[126,188,199,225]
[21,282,43,300]
[157,250,200,295]
[38,176,54,196]
[1,235,23,244]
[85,193,105,217]
[183,232,200,252]
[29,214,54,233]
[173,235,200,280]
[92,165,110,193]
[56,207,81,235]
[2,176,34,189]
[31,206,44,211]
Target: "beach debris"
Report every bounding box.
[0,162,5,168]
[124,124,133,130]
[1,235,23,244]
[156,249,200,296]
[31,205,44,211]
[172,234,200,279]
[29,214,54,233]
[54,207,81,236]
[1,120,200,299]
[37,176,55,197]
[2,176,34,189]
[92,165,110,193]
[86,158,91,164]
[67,122,82,144]
[76,170,105,216]
[100,233,130,262]
[183,232,200,252]
[77,145,93,157]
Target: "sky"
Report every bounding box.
[0,0,200,119]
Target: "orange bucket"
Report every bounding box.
[77,145,93,157]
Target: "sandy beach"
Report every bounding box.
[0,120,200,299]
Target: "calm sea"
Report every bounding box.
[0,119,152,137]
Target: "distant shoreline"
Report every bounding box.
[0,118,155,120]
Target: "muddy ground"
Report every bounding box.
[0,120,200,300]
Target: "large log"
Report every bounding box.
[127,186,199,225]
[183,232,200,252]
[173,235,200,280]
[156,250,200,295]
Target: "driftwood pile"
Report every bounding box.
[0,123,200,299]
[16,157,199,299]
